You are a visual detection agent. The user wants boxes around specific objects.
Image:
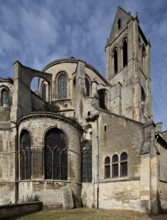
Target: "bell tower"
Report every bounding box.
[106,7,152,123]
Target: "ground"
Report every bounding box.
[8,208,167,220]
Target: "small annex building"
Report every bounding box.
[0,7,167,214]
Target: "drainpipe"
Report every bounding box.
[11,121,19,203]
[96,115,99,209]
[86,113,100,209]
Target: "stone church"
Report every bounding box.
[0,7,167,214]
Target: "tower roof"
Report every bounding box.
[106,7,134,47]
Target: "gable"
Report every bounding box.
[106,7,133,47]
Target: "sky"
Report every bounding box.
[0,0,167,130]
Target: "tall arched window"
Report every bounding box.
[44,128,67,180]
[142,45,146,69]
[123,39,128,67]
[118,18,121,29]
[104,156,110,178]
[141,87,146,103]
[112,154,118,178]
[20,130,32,180]
[81,142,92,182]
[41,83,46,101]
[141,87,146,113]
[1,89,9,106]
[85,77,90,96]
[58,73,67,99]
[113,48,118,74]
[98,89,107,110]
[120,152,128,177]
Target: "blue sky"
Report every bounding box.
[0,0,167,130]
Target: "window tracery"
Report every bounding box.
[81,141,92,182]
[20,130,32,180]
[44,128,67,180]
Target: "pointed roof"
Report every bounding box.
[106,7,134,47]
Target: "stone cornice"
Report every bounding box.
[17,112,83,131]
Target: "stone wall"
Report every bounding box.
[17,113,82,207]
[31,91,45,111]
[0,183,15,205]
[0,202,42,219]
[98,112,143,179]
[82,111,144,211]
[159,181,167,213]
[99,181,140,210]
[19,181,81,209]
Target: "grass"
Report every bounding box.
[10,208,167,220]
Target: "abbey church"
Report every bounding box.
[0,7,167,214]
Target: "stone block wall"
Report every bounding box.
[0,202,42,219]
[159,181,167,213]
[16,113,82,207]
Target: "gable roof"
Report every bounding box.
[106,7,134,47]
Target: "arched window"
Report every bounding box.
[120,152,128,177]
[1,89,9,106]
[85,77,90,96]
[58,73,67,99]
[113,48,118,74]
[141,87,146,113]
[20,130,32,180]
[141,87,146,102]
[44,128,67,180]
[142,45,146,69]
[112,154,118,178]
[73,76,76,86]
[81,142,92,182]
[118,18,121,29]
[104,157,110,178]
[41,83,46,101]
[123,39,128,67]
[98,89,107,110]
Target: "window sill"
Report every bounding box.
[101,176,140,183]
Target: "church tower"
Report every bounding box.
[106,7,152,123]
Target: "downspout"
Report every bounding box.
[86,113,99,209]
[96,116,99,209]
[12,121,19,203]
[15,122,19,203]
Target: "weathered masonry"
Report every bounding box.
[0,7,167,214]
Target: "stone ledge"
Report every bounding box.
[0,202,42,219]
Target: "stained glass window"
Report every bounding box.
[20,130,31,180]
[58,73,67,99]
[44,128,67,180]
[81,142,92,182]
[2,89,9,106]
